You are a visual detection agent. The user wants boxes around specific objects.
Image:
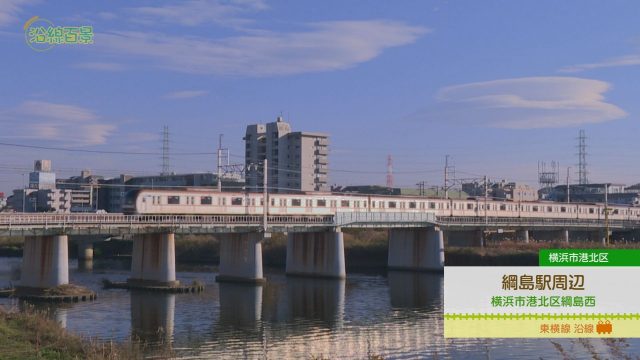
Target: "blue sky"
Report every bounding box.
[1,0,640,193]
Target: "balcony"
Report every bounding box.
[315,148,328,156]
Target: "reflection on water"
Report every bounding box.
[131,291,175,344]
[77,259,94,272]
[1,257,640,359]
[218,283,262,329]
[284,277,344,329]
[388,271,441,310]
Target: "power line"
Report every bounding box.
[0,141,218,156]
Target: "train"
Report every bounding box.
[122,188,640,221]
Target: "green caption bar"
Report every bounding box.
[539,249,640,266]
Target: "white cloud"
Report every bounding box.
[0,101,115,145]
[423,77,626,129]
[128,0,267,27]
[0,0,38,27]
[163,90,208,99]
[559,54,640,73]
[94,20,428,76]
[74,62,127,71]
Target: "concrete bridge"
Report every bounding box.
[0,211,636,294]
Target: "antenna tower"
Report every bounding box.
[161,125,170,175]
[577,129,588,184]
[386,155,394,188]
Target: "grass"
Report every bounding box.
[0,305,163,360]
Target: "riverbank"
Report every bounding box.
[0,306,152,360]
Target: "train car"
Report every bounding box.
[122,188,640,222]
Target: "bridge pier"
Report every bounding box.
[563,229,570,243]
[19,235,69,289]
[216,233,265,283]
[516,229,529,243]
[286,230,346,279]
[128,233,179,288]
[388,227,444,272]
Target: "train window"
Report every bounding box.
[388,201,397,208]
[499,204,506,211]
[222,197,226,206]
[400,202,405,209]
[429,202,436,209]
[232,197,243,206]
[168,196,180,205]
[547,206,553,212]
[341,200,350,207]
[317,199,326,207]
[409,202,416,209]
[560,207,566,213]
[201,196,212,205]
[371,201,376,208]
[589,208,594,214]
[613,209,619,214]
[260,199,264,206]
[280,199,286,206]
[355,200,360,207]
[270,198,275,206]
[467,203,474,210]
[292,199,301,206]
[330,200,337,207]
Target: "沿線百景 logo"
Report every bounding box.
[24,16,93,52]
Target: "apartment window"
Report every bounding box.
[168,196,180,205]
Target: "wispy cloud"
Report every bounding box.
[128,0,267,27]
[0,101,115,145]
[73,62,127,72]
[559,54,640,73]
[163,90,208,99]
[95,20,428,77]
[0,0,38,27]
[417,77,626,129]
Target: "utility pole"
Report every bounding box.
[483,175,488,248]
[416,181,426,196]
[444,155,449,199]
[484,175,488,226]
[217,134,223,192]
[566,167,571,203]
[263,159,268,232]
[604,183,610,246]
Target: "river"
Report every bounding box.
[0,257,638,359]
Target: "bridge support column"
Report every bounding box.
[388,227,444,272]
[77,240,94,261]
[128,233,178,287]
[216,232,264,283]
[286,230,346,279]
[516,230,529,244]
[563,229,570,244]
[19,235,69,289]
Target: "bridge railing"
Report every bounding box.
[437,216,640,228]
[335,212,437,227]
[0,213,334,227]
